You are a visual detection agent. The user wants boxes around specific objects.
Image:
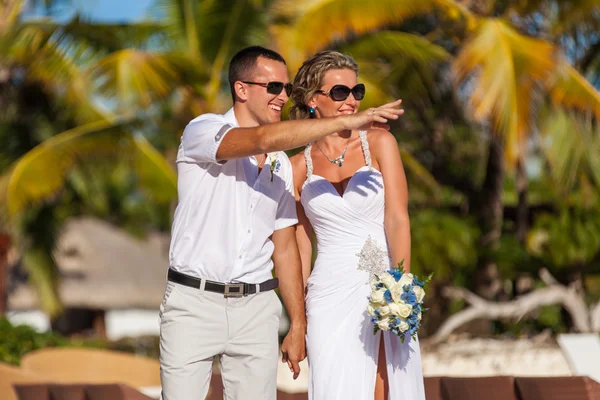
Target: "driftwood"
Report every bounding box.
[431,269,600,343]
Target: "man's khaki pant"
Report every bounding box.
[159,279,282,400]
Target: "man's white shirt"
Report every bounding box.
[169,108,298,284]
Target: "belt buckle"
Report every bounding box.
[224,283,244,298]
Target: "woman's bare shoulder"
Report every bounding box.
[364,129,397,147]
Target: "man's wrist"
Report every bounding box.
[336,115,350,131]
[289,319,307,332]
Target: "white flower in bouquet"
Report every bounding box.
[398,320,410,333]
[366,258,433,342]
[398,272,414,289]
[413,285,425,303]
[398,303,413,319]
[388,302,412,319]
[387,302,401,316]
[367,304,375,316]
[377,317,391,331]
[380,273,396,290]
[378,305,391,318]
[390,282,405,303]
[370,288,387,305]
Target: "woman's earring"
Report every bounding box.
[309,106,315,118]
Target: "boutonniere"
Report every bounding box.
[269,152,281,182]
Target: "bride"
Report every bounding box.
[289,51,426,399]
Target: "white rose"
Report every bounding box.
[371,289,386,305]
[413,286,425,303]
[390,282,404,303]
[367,304,375,316]
[418,312,422,321]
[398,320,410,333]
[398,272,414,288]
[380,273,396,289]
[377,317,391,331]
[387,302,401,316]
[370,280,380,292]
[397,303,412,318]
[378,305,391,317]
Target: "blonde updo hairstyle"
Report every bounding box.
[289,50,359,120]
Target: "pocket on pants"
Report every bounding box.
[159,281,176,319]
[271,290,283,318]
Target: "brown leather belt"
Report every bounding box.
[167,269,278,298]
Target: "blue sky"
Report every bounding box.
[73,0,154,22]
[24,0,155,22]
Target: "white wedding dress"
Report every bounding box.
[301,131,425,400]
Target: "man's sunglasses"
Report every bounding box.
[242,81,293,97]
[316,84,366,101]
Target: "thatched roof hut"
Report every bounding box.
[8,217,170,311]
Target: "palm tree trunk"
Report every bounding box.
[516,159,528,242]
[0,233,10,314]
[474,136,504,301]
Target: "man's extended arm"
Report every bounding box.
[180,100,402,164]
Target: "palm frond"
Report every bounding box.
[540,109,600,193]
[552,0,600,34]
[343,31,450,102]
[344,31,450,65]
[550,61,600,119]
[88,49,205,109]
[6,23,102,122]
[399,147,443,203]
[151,0,199,56]
[453,18,556,167]
[22,246,62,317]
[270,0,445,70]
[0,0,23,37]
[4,119,177,217]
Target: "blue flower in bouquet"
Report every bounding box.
[413,275,426,287]
[366,258,433,343]
[389,268,403,282]
[401,290,417,306]
[383,290,393,304]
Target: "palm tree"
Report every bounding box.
[270,0,600,300]
[0,0,182,316]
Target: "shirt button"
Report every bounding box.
[247,229,251,233]
[238,255,242,259]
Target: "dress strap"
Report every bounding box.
[358,130,373,171]
[304,143,314,180]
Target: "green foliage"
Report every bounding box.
[410,209,479,280]
[493,234,544,279]
[528,207,600,269]
[0,318,103,366]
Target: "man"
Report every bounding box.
[159,46,403,400]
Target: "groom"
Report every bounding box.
[160,46,404,400]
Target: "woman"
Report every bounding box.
[289,51,425,399]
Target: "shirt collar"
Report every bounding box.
[224,107,239,127]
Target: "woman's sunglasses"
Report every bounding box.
[316,84,366,101]
[242,81,293,97]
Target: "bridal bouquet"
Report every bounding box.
[367,260,432,343]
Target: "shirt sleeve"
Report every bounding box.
[179,115,235,164]
[274,155,299,231]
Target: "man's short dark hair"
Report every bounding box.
[228,46,286,102]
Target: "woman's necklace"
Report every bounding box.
[315,135,352,167]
